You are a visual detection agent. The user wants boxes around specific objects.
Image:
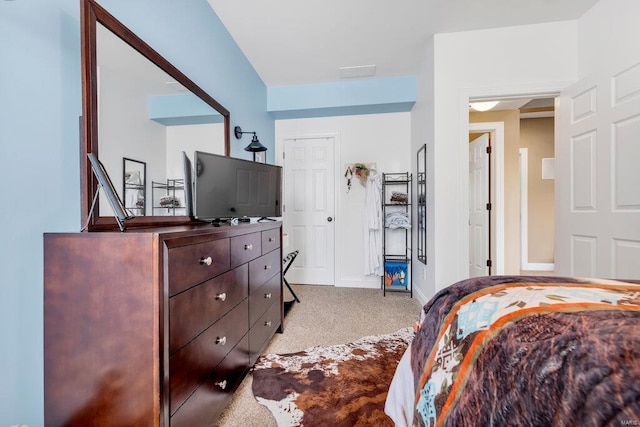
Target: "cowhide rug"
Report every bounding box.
[252,327,414,427]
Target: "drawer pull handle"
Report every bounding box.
[215,380,227,390]
[264,265,272,270]
[244,244,253,251]
[265,321,272,327]
[216,336,227,345]
[200,256,212,266]
[215,292,227,302]
[268,237,274,242]
[265,293,272,299]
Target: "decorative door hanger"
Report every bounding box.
[344,162,377,192]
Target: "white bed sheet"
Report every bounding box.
[384,342,415,427]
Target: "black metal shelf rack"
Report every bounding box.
[381,172,412,297]
[152,178,185,216]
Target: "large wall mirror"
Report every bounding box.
[81,0,230,231]
[417,144,427,264]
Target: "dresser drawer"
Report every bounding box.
[261,228,280,254]
[248,249,282,291]
[249,274,281,327]
[170,334,249,427]
[169,265,248,355]
[249,300,281,365]
[170,299,248,414]
[230,232,262,268]
[168,238,230,296]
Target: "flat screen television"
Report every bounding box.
[193,151,282,221]
[182,151,193,217]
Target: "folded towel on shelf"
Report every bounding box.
[390,191,408,204]
[159,195,181,207]
[385,211,411,229]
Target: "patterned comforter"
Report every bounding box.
[410,276,640,426]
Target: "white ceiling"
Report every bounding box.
[207,0,600,87]
[98,24,185,95]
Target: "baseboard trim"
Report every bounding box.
[412,287,429,306]
[522,262,555,271]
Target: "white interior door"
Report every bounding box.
[556,62,640,278]
[283,137,335,285]
[469,133,490,277]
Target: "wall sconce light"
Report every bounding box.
[234,126,267,161]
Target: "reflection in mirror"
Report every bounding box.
[81,0,230,231]
[96,23,225,218]
[123,157,146,216]
[417,144,427,264]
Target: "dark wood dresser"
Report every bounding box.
[44,222,283,426]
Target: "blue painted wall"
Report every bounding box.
[148,94,224,126]
[0,1,80,425]
[268,76,416,119]
[0,0,270,425]
[0,0,417,424]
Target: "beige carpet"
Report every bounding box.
[214,284,422,427]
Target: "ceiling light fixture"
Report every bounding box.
[469,101,499,112]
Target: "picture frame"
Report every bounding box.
[254,151,266,163]
[384,260,409,288]
[87,153,133,231]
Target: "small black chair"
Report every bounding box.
[282,250,301,303]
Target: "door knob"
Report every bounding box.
[327,217,333,222]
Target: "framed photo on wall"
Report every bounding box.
[254,151,266,163]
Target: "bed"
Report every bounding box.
[385,275,640,426]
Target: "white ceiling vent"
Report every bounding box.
[339,65,376,79]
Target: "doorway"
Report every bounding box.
[519,115,556,273]
[468,122,504,275]
[281,136,336,285]
[468,97,556,277]
[469,133,491,277]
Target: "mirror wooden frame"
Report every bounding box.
[80,0,230,231]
